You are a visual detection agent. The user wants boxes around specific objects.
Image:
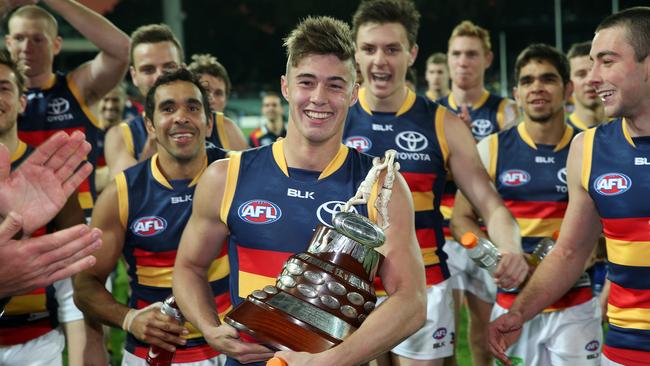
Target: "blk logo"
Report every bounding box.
[317,201,358,227]
[395,131,428,152]
[345,136,371,153]
[238,200,282,224]
[594,173,632,196]
[47,98,70,115]
[471,119,493,139]
[499,169,531,187]
[132,216,167,237]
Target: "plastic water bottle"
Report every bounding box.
[528,231,558,266]
[146,295,183,366]
[460,232,501,274]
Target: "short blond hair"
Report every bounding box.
[448,20,491,55]
[9,5,58,37]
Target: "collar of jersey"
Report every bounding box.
[358,87,416,117]
[621,118,636,148]
[150,153,208,189]
[448,89,490,111]
[10,140,28,163]
[517,122,574,152]
[568,112,589,130]
[272,139,348,180]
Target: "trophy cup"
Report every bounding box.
[224,211,386,353]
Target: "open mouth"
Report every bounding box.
[371,72,391,82]
[304,110,333,120]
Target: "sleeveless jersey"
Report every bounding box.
[117,148,229,362]
[18,72,101,219]
[122,111,230,160]
[0,141,58,346]
[489,123,592,311]
[223,140,377,306]
[343,88,450,290]
[583,119,650,364]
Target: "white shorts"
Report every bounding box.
[0,328,64,366]
[378,280,455,360]
[443,240,497,303]
[491,297,602,366]
[121,350,226,366]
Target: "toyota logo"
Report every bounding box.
[395,131,428,152]
[471,119,493,139]
[317,201,358,227]
[47,98,70,115]
[557,167,567,184]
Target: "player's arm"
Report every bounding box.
[73,181,187,352]
[104,125,137,179]
[444,112,527,289]
[223,116,249,150]
[275,174,427,366]
[488,133,603,364]
[450,136,493,241]
[173,160,274,363]
[44,0,130,106]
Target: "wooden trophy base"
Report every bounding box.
[225,296,341,353]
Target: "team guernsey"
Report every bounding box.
[0,141,59,346]
[248,125,287,148]
[489,123,592,310]
[18,72,101,219]
[583,119,650,365]
[437,90,511,239]
[223,140,378,308]
[116,148,229,363]
[343,88,450,290]
[121,111,231,160]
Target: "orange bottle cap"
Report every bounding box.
[460,232,478,249]
[267,357,288,366]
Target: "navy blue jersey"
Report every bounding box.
[18,72,100,219]
[117,147,229,362]
[222,140,377,307]
[437,90,511,141]
[582,119,650,362]
[343,88,450,288]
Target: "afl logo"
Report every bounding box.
[131,216,167,237]
[585,340,600,352]
[433,327,447,340]
[395,131,428,152]
[499,169,531,187]
[557,167,567,184]
[594,173,632,196]
[317,201,358,227]
[471,119,493,139]
[238,200,282,224]
[345,136,371,153]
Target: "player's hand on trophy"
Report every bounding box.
[488,311,525,366]
[129,305,188,352]
[493,251,528,289]
[204,323,275,363]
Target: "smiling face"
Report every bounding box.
[281,53,358,145]
[355,22,417,100]
[130,41,182,97]
[146,80,211,162]
[588,26,650,119]
[514,59,570,124]
[0,64,26,136]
